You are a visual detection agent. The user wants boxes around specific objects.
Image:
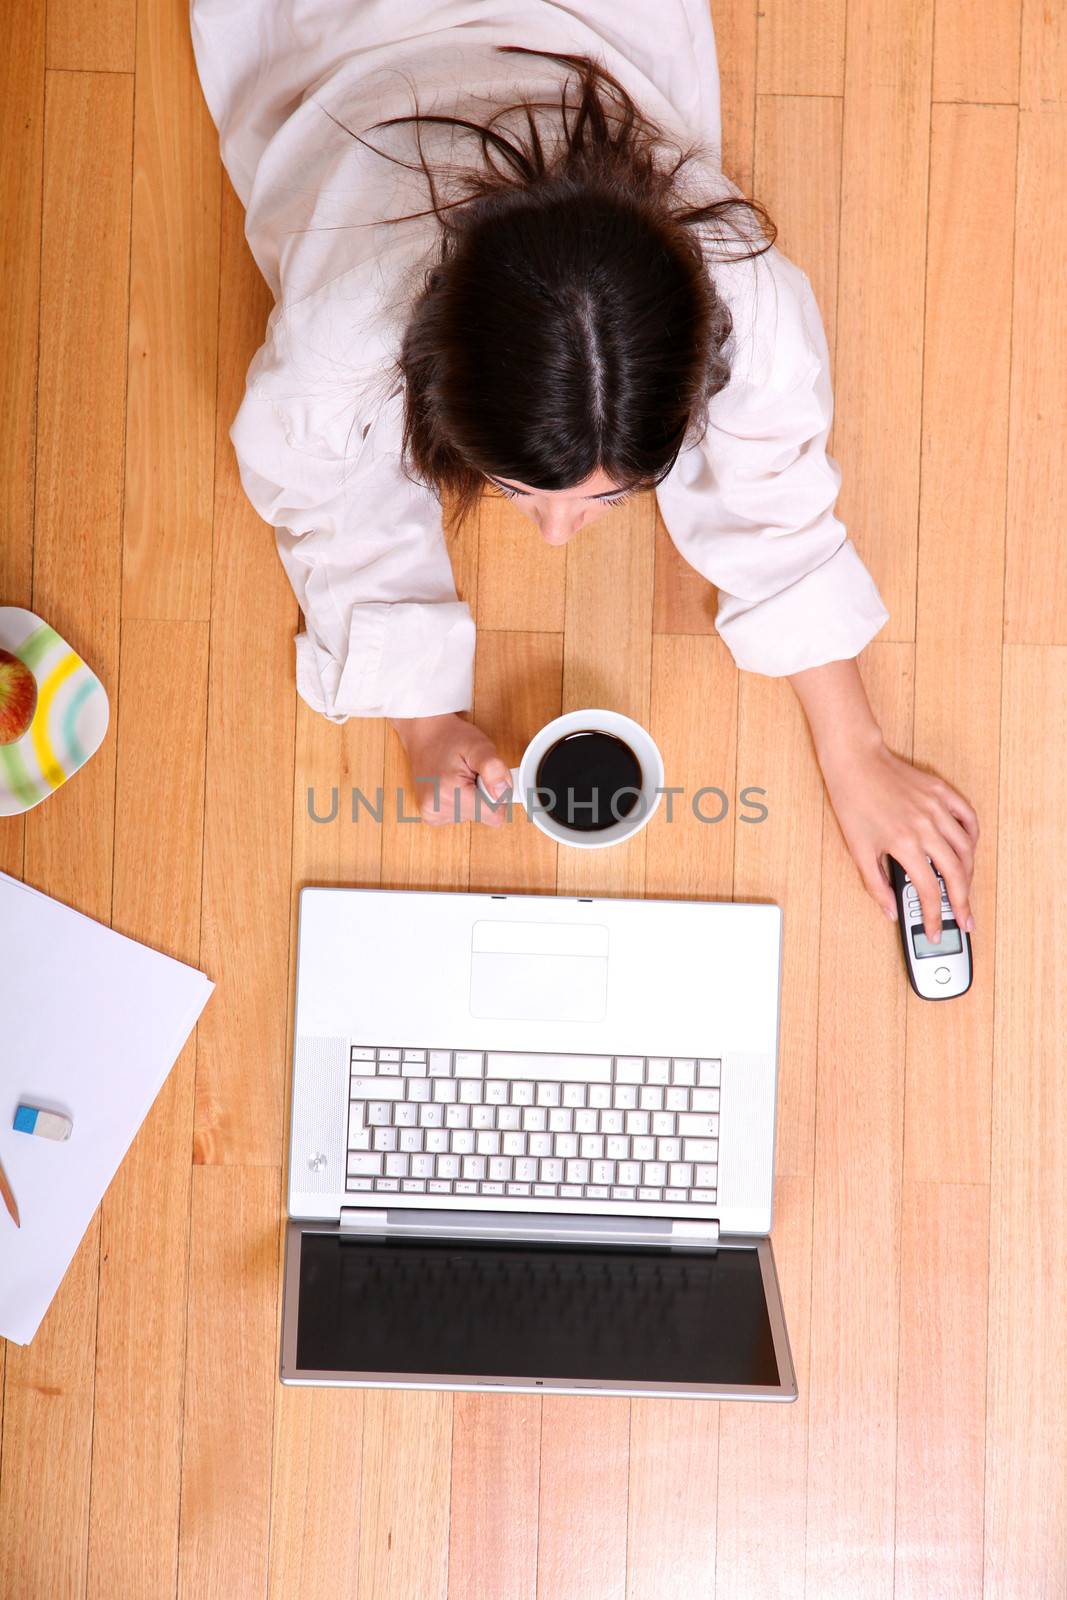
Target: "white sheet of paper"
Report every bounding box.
[0,871,214,1344]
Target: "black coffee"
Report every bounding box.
[535,730,644,833]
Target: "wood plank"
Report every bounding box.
[0,1,43,607]
[469,630,562,894]
[47,0,135,74]
[804,642,912,1600]
[1004,110,1067,642]
[356,1391,452,1600]
[626,1400,718,1600]
[714,0,758,193]
[448,1395,540,1600]
[645,633,737,901]
[715,1174,813,1600]
[651,513,718,637]
[906,105,1016,1183]
[894,1181,988,1600]
[757,0,846,98]
[193,180,296,1167]
[984,645,1067,1597]
[833,0,934,640]
[1021,0,1066,109]
[0,68,132,1600]
[268,1386,365,1600]
[178,1166,278,1600]
[734,677,824,1179]
[87,620,208,1600]
[537,1398,629,1600]
[476,494,566,632]
[122,0,220,619]
[556,498,655,898]
[933,0,1021,103]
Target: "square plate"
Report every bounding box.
[0,608,109,816]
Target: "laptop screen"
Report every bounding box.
[294,1233,779,1388]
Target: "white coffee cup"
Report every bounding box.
[480,708,664,849]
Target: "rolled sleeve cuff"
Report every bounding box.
[294,601,476,721]
[716,539,890,676]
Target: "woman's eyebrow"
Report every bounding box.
[487,475,628,500]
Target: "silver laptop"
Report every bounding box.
[280,887,796,1401]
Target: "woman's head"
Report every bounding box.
[362,49,776,535]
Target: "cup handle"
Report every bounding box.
[477,767,524,808]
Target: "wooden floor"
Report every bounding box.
[1,0,1065,1595]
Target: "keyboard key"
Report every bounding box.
[393,1104,417,1127]
[373,1128,398,1152]
[698,1059,721,1086]
[684,1139,717,1162]
[669,1163,693,1187]
[605,1135,629,1160]
[351,1047,375,1061]
[445,1105,469,1129]
[385,1154,408,1177]
[664,1187,687,1202]
[511,1081,535,1105]
[411,1154,434,1178]
[691,1188,716,1202]
[485,1081,508,1104]
[432,1079,458,1102]
[643,1162,667,1186]
[476,1131,501,1156]
[678,1113,717,1137]
[615,1084,638,1110]
[522,1106,548,1131]
[671,1059,695,1086]
[566,1159,590,1184]
[347,1177,373,1191]
[378,1058,401,1077]
[592,1160,614,1184]
[601,1109,625,1135]
[349,1128,372,1151]
[437,1155,461,1178]
[515,1157,538,1182]
[429,1051,452,1075]
[665,1087,689,1112]
[482,1182,504,1195]
[378,1049,401,1062]
[647,1058,670,1084]
[408,1079,432,1102]
[615,1058,644,1083]
[562,1083,586,1107]
[462,1156,486,1181]
[455,1052,483,1077]
[556,1133,579,1158]
[548,1107,573,1132]
[487,1052,611,1082]
[503,1132,526,1156]
[352,1077,404,1101]
[540,1158,564,1183]
[420,1103,444,1127]
[534,1183,557,1197]
[690,1091,718,1115]
[376,1178,399,1192]
[586,1185,609,1199]
[536,1082,561,1106]
[626,1111,650,1137]
[588,1084,612,1108]
[612,1187,636,1200]
[640,1086,664,1111]
[632,1136,655,1160]
[657,1138,681,1162]
[574,1109,597,1133]
[497,1106,522,1131]
[651,1111,676,1136]
[489,1156,512,1180]
[426,1129,449,1152]
[528,1133,552,1157]
[452,1130,476,1154]
[347,1154,382,1176]
[637,1187,660,1200]
[471,1105,495,1130]
[580,1135,604,1160]
[455,1180,478,1195]
[618,1161,640,1185]
[459,1081,482,1104]
[559,1184,582,1198]
[401,1058,427,1077]
[507,1183,532,1196]
[429,1179,452,1193]
[398,1129,422,1152]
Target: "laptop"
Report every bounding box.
[280,887,797,1401]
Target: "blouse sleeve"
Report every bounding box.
[229,317,475,723]
[655,248,889,676]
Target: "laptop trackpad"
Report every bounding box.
[469,920,609,1022]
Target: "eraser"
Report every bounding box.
[13,1105,73,1141]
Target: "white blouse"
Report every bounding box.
[192,0,889,721]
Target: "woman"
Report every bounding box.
[191,0,977,940]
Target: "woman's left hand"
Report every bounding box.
[819,739,979,941]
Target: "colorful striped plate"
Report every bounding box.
[0,607,109,816]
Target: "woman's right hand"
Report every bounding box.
[390,713,513,826]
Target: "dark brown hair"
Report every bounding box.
[358,47,776,518]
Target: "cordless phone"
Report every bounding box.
[889,856,973,1000]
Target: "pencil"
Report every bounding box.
[0,1156,20,1228]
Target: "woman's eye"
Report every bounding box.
[600,493,633,507]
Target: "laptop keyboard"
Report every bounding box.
[346,1047,720,1207]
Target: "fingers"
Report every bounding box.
[418,776,506,828]
[902,849,950,942]
[861,855,899,921]
[479,755,513,801]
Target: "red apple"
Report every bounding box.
[0,649,37,744]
